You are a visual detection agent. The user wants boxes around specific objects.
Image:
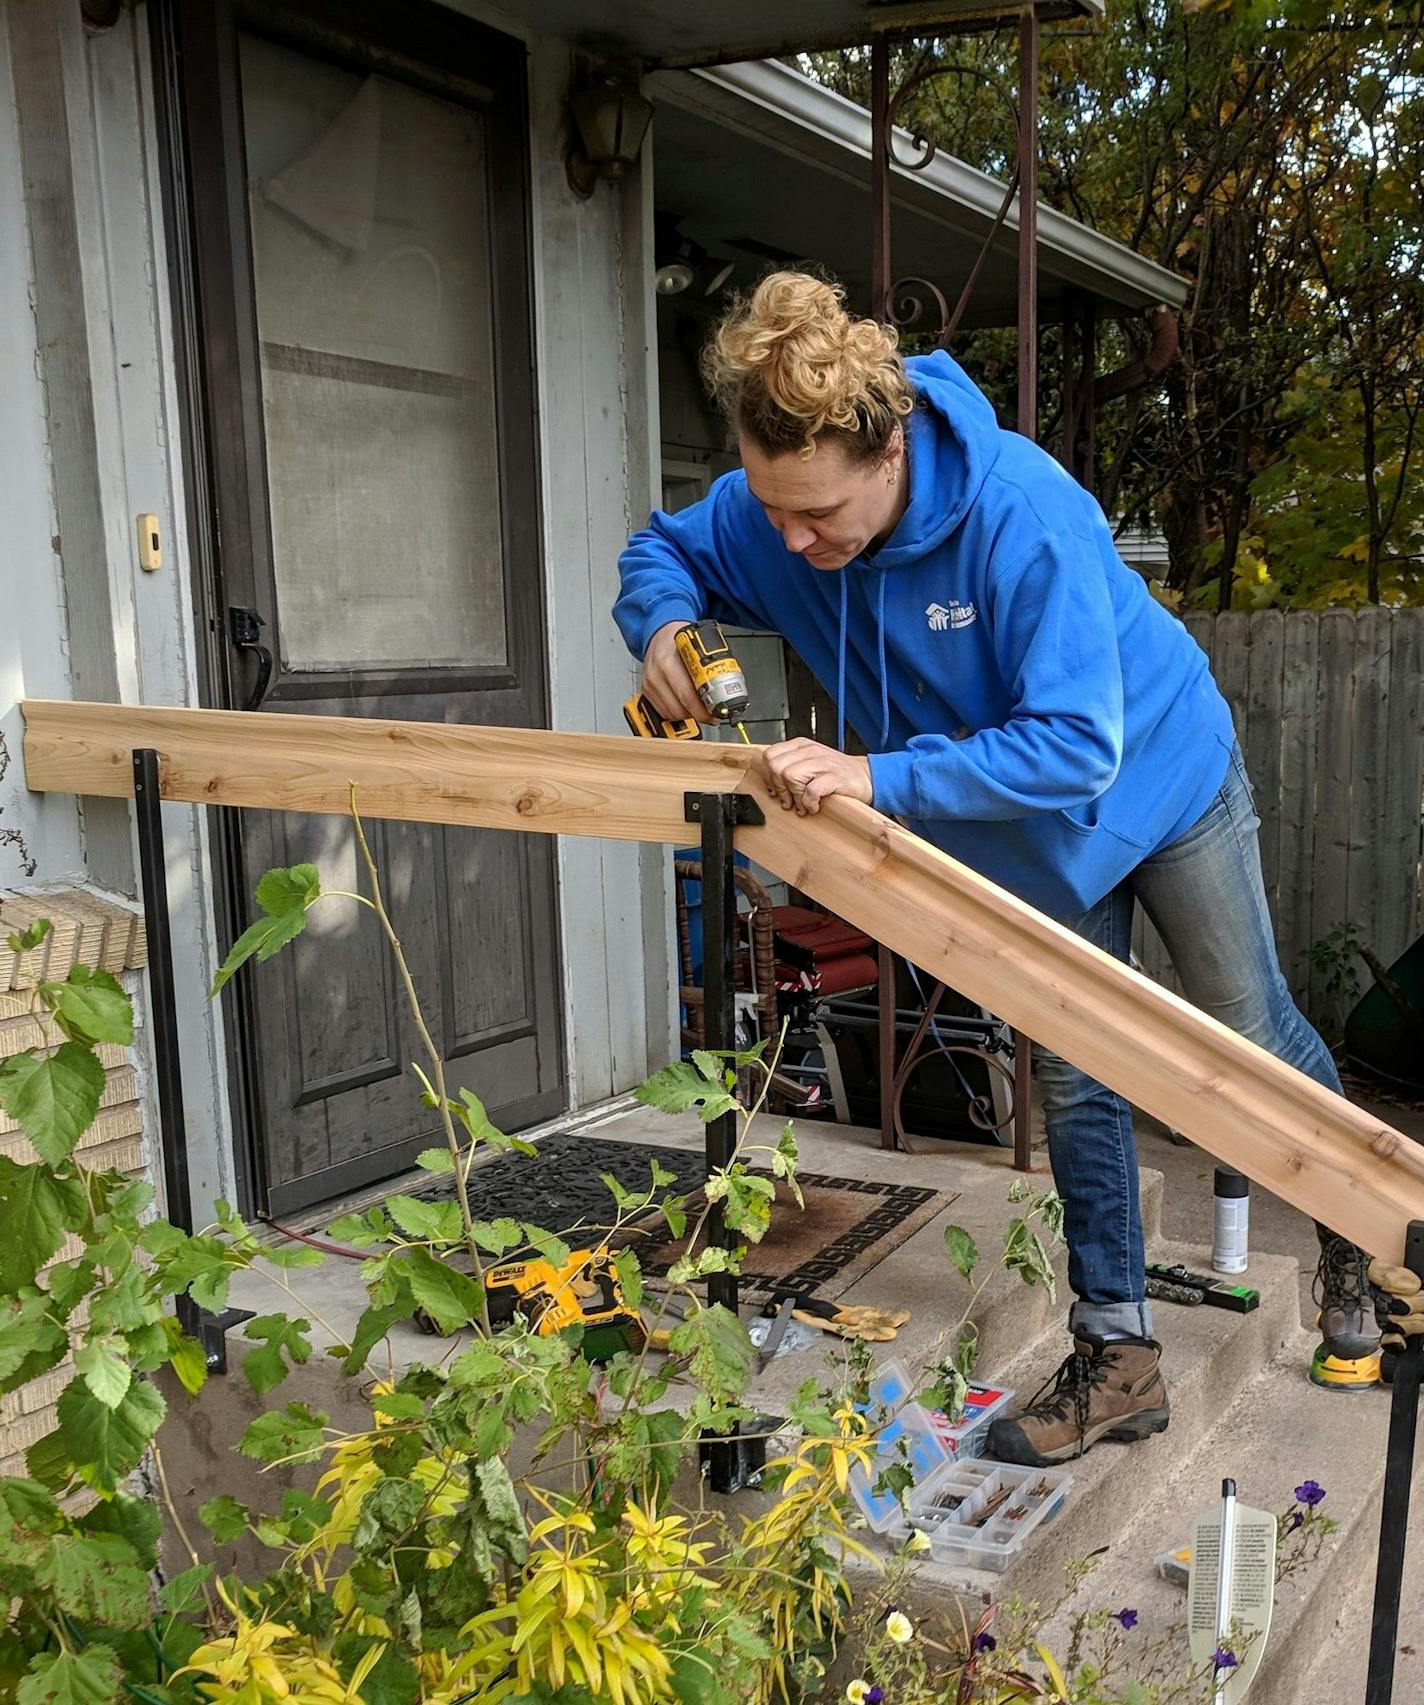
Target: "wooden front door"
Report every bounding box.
[159,0,565,1215]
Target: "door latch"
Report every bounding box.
[228,606,273,711]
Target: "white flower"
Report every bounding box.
[906,1528,932,1555]
[886,1610,914,1644]
[846,1683,870,1704]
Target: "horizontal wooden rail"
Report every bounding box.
[22,698,1424,1261]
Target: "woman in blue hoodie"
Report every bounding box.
[615,272,1378,1465]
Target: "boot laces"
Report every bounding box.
[1021,1344,1112,1447]
[1315,1236,1371,1314]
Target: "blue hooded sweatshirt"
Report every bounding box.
[615,350,1236,920]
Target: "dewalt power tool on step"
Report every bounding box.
[484,1245,646,1362]
[623,619,752,743]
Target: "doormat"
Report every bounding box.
[409,1132,957,1302]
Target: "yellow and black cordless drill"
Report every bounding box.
[623,620,751,743]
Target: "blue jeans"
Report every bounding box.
[1036,743,1343,1339]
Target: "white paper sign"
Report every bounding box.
[1188,1503,1277,1702]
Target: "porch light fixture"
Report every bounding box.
[566,75,653,197]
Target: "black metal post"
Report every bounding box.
[1366,1219,1424,1704]
[1016,3,1040,440]
[132,750,251,1370]
[687,790,764,1493]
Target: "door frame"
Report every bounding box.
[150,0,561,1216]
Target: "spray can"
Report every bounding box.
[1213,1168,1250,1275]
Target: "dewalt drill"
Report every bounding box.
[624,620,751,743]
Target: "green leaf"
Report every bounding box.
[398,1247,484,1336]
[7,919,52,955]
[18,1647,122,1705]
[611,1247,643,1311]
[79,1488,162,1565]
[668,1304,754,1402]
[55,1376,165,1495]
[0,1158,86,1291]
[520,1224,571,1270]
[160,1561,215,1613]
[691,1049,724,1085]
[1,1477,61,1532]
[669,1649,740,1705]
[241,1313,312,1398]
[385,1195,464,1244]
[42,967,133,1047]
[162,1320,209,1398]
[0,1295,52,1382]
[325,1208,391,1249]
[0,1043,105,1166]
[944,1224,980,1282]
[634,1062,738,1124]
[198,1493,250,1543]
[469,1217,524,1256]
[255,863,321,919]
[352,1475,425,1554]
[74,1338,132,1410]
[38,1533,150,1628]
[155,1234,231,1314]
[334,1299,415,1376]
[237,1400,327,1465]
[453,1087,503,1146]
[210,864,320,997]
[414,1147,456,1174]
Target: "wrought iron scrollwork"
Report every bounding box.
[875,57,1026,341]
[886,275,952,341]
[885,61,1021,174]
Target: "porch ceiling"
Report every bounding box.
[503,0,1103,70]
[651,59,1187,329]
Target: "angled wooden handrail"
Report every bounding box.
[22,697,1424,1261]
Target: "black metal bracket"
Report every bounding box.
[1366,1217,1424,1705]
[683,791,764,828]
[133,749,249,1374]
[685,790,762,1493]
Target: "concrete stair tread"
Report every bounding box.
[1032,1333,1414,1705]
[853,1241,1302,1610]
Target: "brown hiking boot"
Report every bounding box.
[987,1335,1170,1466]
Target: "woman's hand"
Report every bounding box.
[760,738,873,815]
[642,621,709,723]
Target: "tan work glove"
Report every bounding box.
[1368,1259,1424,1353]
[792,1303,911,1343]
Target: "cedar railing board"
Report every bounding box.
[22,698,1424,1262]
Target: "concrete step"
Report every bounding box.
[1031,1330,1423,1705]
[856,1240,1302,1623]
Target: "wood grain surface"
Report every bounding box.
[23,697,1424,1260]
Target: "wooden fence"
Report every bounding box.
[1134,607,1424,1029]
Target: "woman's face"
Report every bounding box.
[739,430,907,571]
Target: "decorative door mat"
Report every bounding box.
[408,1132,957,1302]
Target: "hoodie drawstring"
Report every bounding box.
[836,572,848,755]
[834,568,892,755]
[876,570,890,750]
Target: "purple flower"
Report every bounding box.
[1213,1649,1238,1671]
[866,1691,884,1705]
[972,1632,997,1653]
[1294,1479,1326,1508]
[1287,1509,1304,1532]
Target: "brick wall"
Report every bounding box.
[0,890,149,1479]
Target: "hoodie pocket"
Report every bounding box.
[1055,798,1151,850]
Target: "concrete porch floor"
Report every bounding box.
[186,1081,1424,1703]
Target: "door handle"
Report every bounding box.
[228,606,273,711]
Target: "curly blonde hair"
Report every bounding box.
[700,271,915,463]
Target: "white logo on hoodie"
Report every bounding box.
[926,600,977,632]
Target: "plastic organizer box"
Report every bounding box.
[897,1458,1073,1572]
[848,1361,1014,1529]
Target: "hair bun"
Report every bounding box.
[701,271,914,461]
